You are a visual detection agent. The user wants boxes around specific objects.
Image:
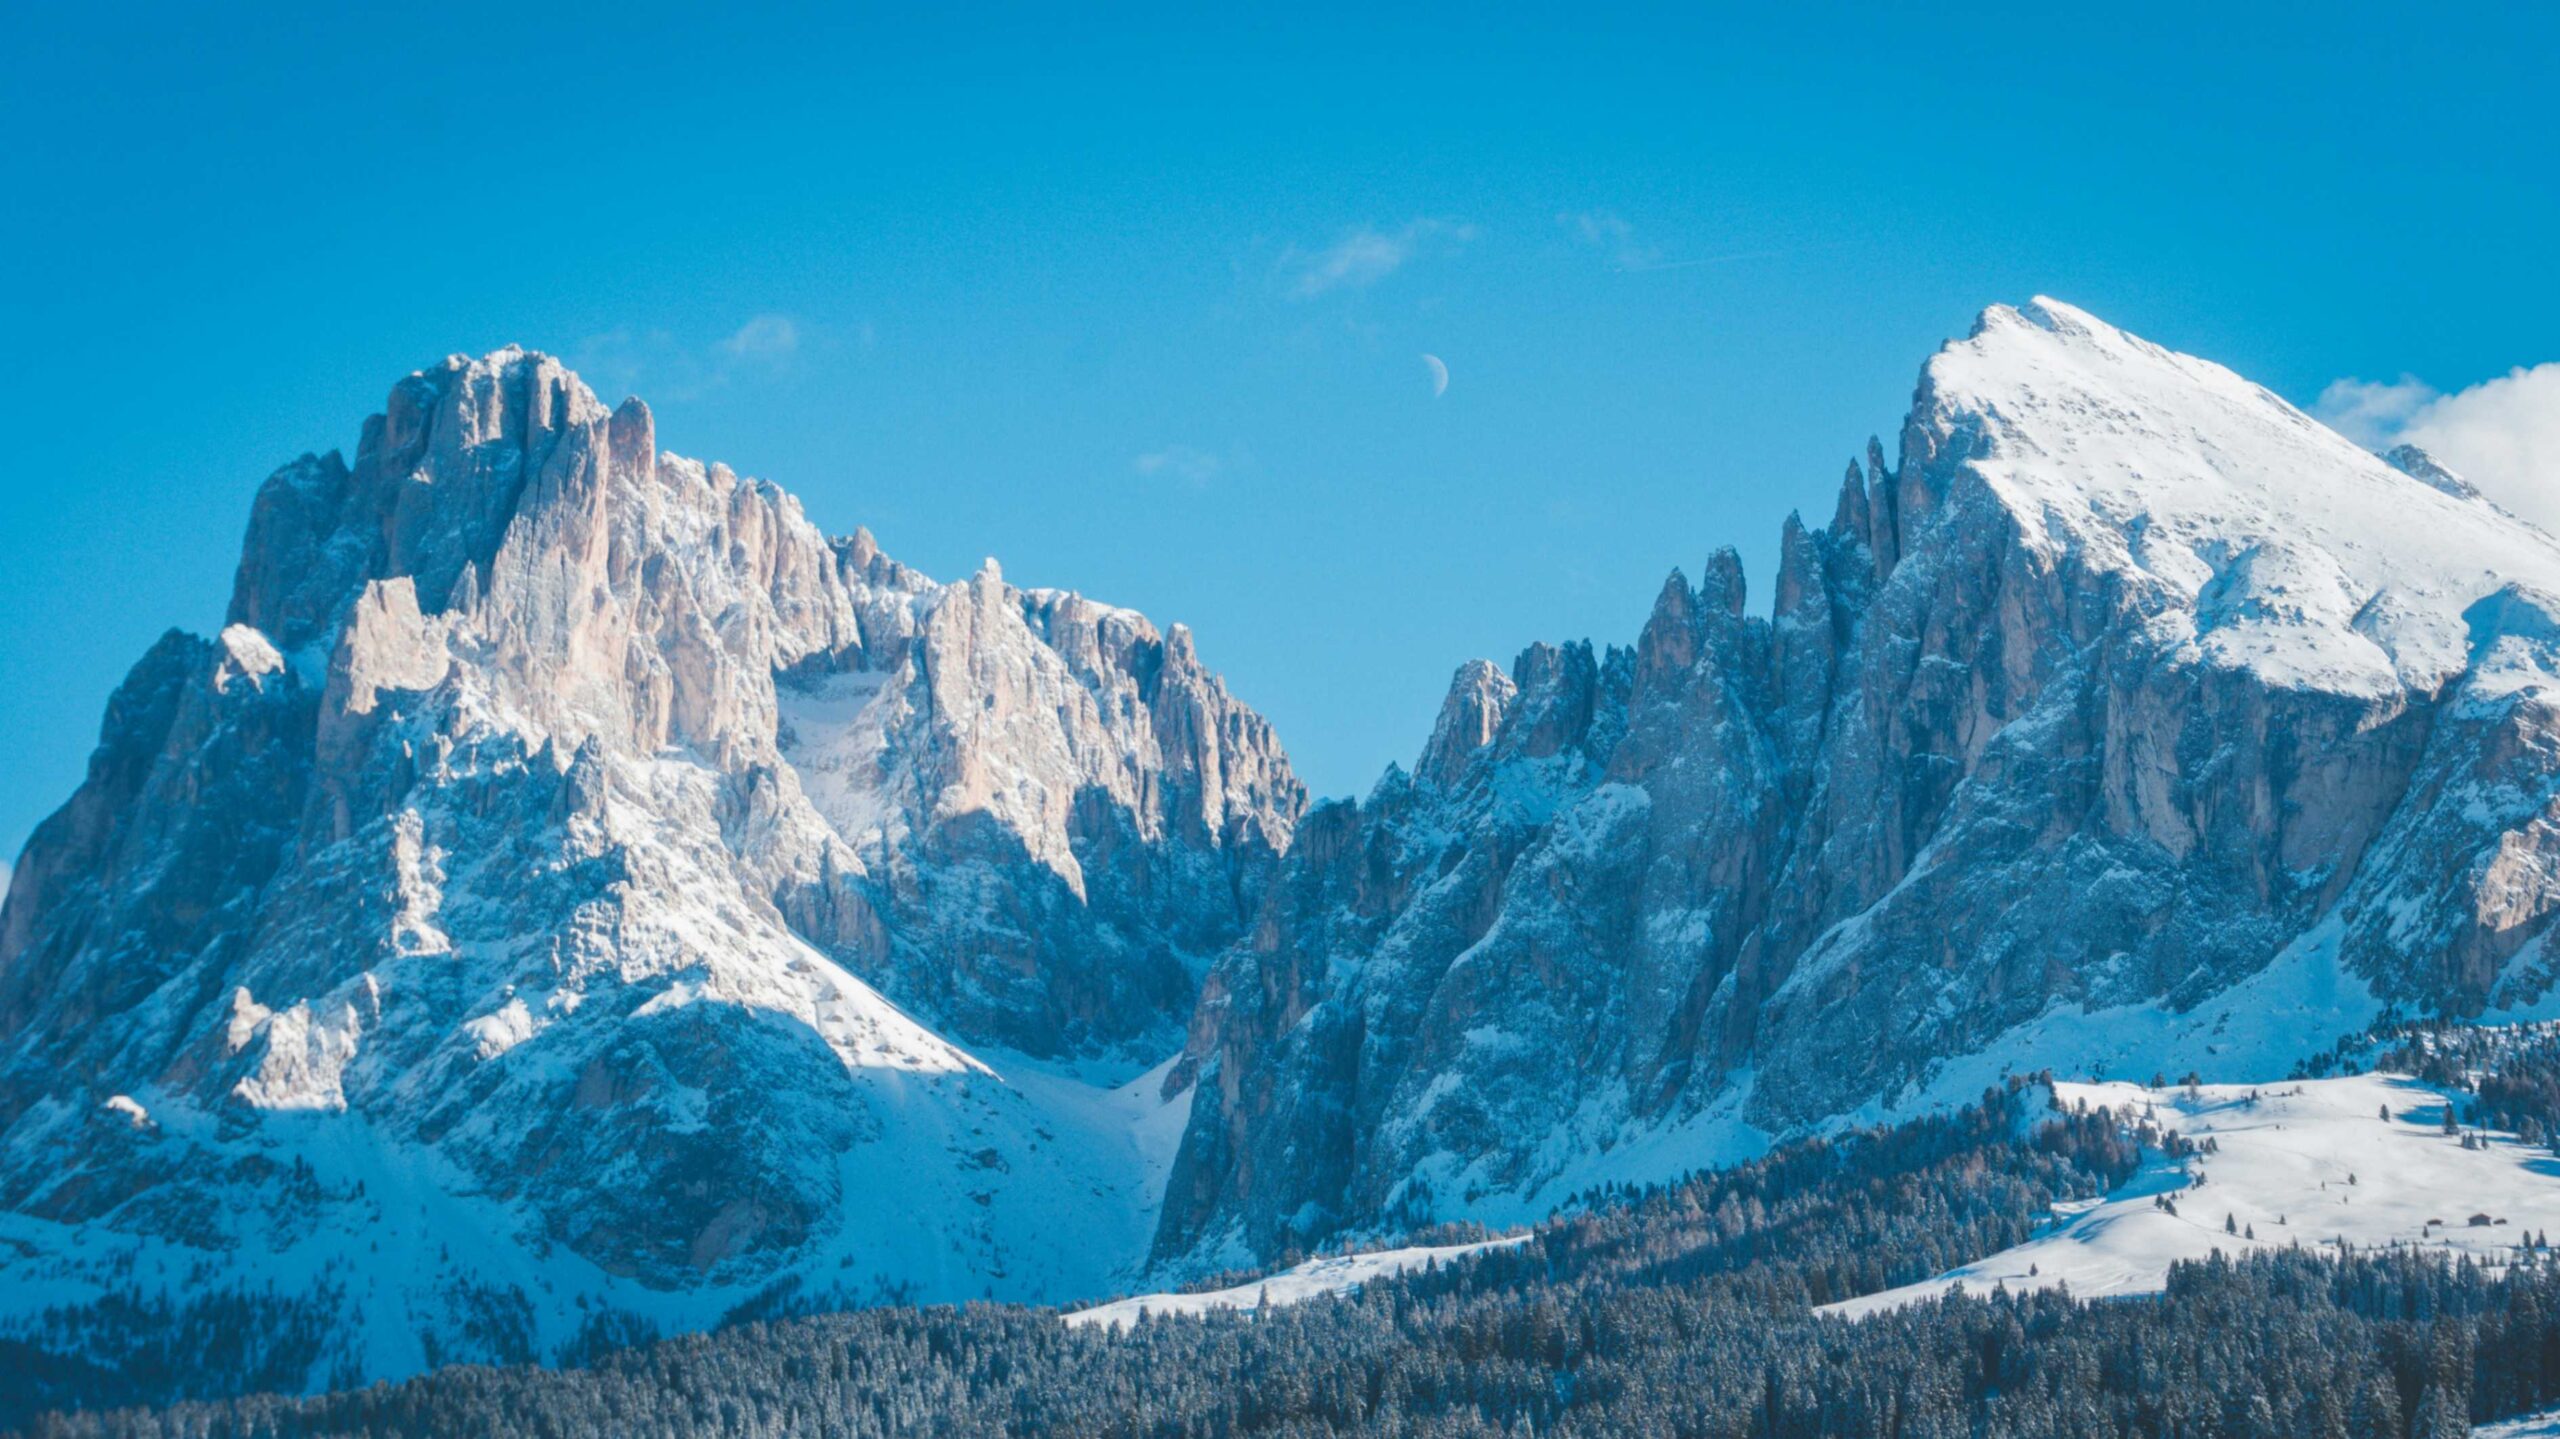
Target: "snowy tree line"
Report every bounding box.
[10,1077,2556,1436]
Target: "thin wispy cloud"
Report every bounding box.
[2312,374,2441,450]
[1133,445,1225,488]
[1558,209,1657,269]
[1285,219,1476,299]
[2316,365,2560,529]
[572,313,816,401]
[719,313,801,362]
[1611,245,1814,273]
[1561,213,1843,273]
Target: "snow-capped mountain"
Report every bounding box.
[11,300,2560,1398]
[0,348,1298,1381]
[1153,298,2560,1267]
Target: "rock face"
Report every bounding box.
[1155,298,2560,1265]
[13,301,2560,1399]
[0,348,1299,1382]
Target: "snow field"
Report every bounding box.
[1827,1072,2560,1318]
[1063,1236,1533,1331]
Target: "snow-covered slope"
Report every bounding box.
[15,301,2560,1402]
[0,348,1295,1389]
[1158,298,2560,1266]
[1063,1235,1531,1331]
[1927,300,2559,696]
[2484,1404,2560,1437]
[1826,1073,2560,1318]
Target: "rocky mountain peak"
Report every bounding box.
[1417,659,1517,787]
[1902,296,2560,696]
[1154,298,2560,1266]
[228,348,627,653]
[0,346,1305,1377]
[16,303,2560,1400]
[2385,443,2485,502]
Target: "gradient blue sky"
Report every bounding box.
[3,3,2556,862]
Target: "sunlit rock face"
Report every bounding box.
[1157,299,2560,1265]
[0,347,1301,1375]
[16,300,2560,1392]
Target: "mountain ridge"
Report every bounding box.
[1150,296,2560,1265]
[8,300,2560,1400]
[0,344,1298,1385]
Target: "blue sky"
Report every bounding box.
[3,4,2556,864]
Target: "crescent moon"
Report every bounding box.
[1422,353,1449,398]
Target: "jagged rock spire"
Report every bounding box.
[1418,660,1518,787]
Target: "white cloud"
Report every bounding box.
[571,313,811,401]
[1558,212,1838,274]
[1286,219,1475,299]
[570,325,714,401]
[1558,209,1656,269]
[1,858,12,907]
[2311,375,2440,450]
[2316,364,2560,528]
[719,313,801,362]
[1134,446,1223,487]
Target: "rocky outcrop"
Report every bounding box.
[1156,298,2560,1265]
[2386,443,2485,503]
[0,347,1300,1381]
[14,300,2560,1392]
